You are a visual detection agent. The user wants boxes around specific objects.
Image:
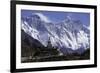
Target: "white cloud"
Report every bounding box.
[35,13,51,23]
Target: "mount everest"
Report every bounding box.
[21,13,90,54]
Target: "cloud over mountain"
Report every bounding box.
[34,13,51,23]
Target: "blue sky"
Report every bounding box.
[21,10,90,26]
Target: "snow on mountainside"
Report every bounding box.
[21,13,90,54]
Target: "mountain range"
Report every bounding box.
[21,13,90,55]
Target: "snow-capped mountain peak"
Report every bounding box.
[33,13,51,23]
[21,13,90,54]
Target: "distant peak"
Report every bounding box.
[32,13,51,23]
[31,13,41,19]
[66,16,71,20]
[63,15,72,23]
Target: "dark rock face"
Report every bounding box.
[21,29,45,57]
[21,30,60,62]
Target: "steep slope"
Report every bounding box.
[21,29,45,57]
